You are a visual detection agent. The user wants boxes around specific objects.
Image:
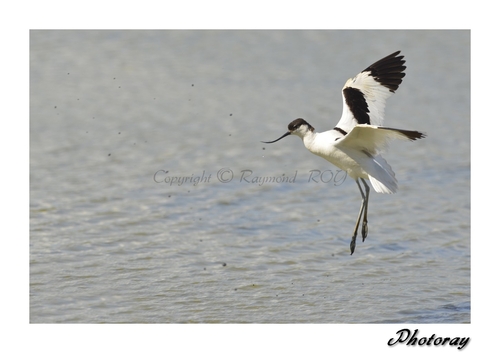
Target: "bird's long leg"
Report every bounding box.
[350,178,367,255]
[360,178,370,242]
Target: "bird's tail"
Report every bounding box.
[367,155,398,194]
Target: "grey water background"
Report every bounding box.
[30,30,470,323]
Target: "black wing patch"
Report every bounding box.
[343,87,370,125]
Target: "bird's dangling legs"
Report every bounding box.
[350,178,370,255]
[360,178,370,242]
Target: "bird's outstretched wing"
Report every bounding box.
[335,51,406,134]
[335,124,423,155]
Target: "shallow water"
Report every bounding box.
[30,30,470,323]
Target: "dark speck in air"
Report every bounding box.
[222,263,227,267]
[108,153,111,156]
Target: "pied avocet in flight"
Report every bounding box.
[262,51,425,255]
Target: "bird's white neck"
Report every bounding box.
[292,126,317,151]
[302,130,317,148]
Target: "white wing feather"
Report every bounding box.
[335,124,414,155]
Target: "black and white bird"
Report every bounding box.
[262,51,425,254]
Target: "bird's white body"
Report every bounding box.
[262,51,425,254]
[295,123,410,194]
[302,128,372,179]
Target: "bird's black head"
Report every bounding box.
[288,118,314,132]
[262,118,314,144]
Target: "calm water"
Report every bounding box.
[30,30,470,323]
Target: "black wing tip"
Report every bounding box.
[363,50,407,93]
[380,127,426,141]
[406,130,426,141]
